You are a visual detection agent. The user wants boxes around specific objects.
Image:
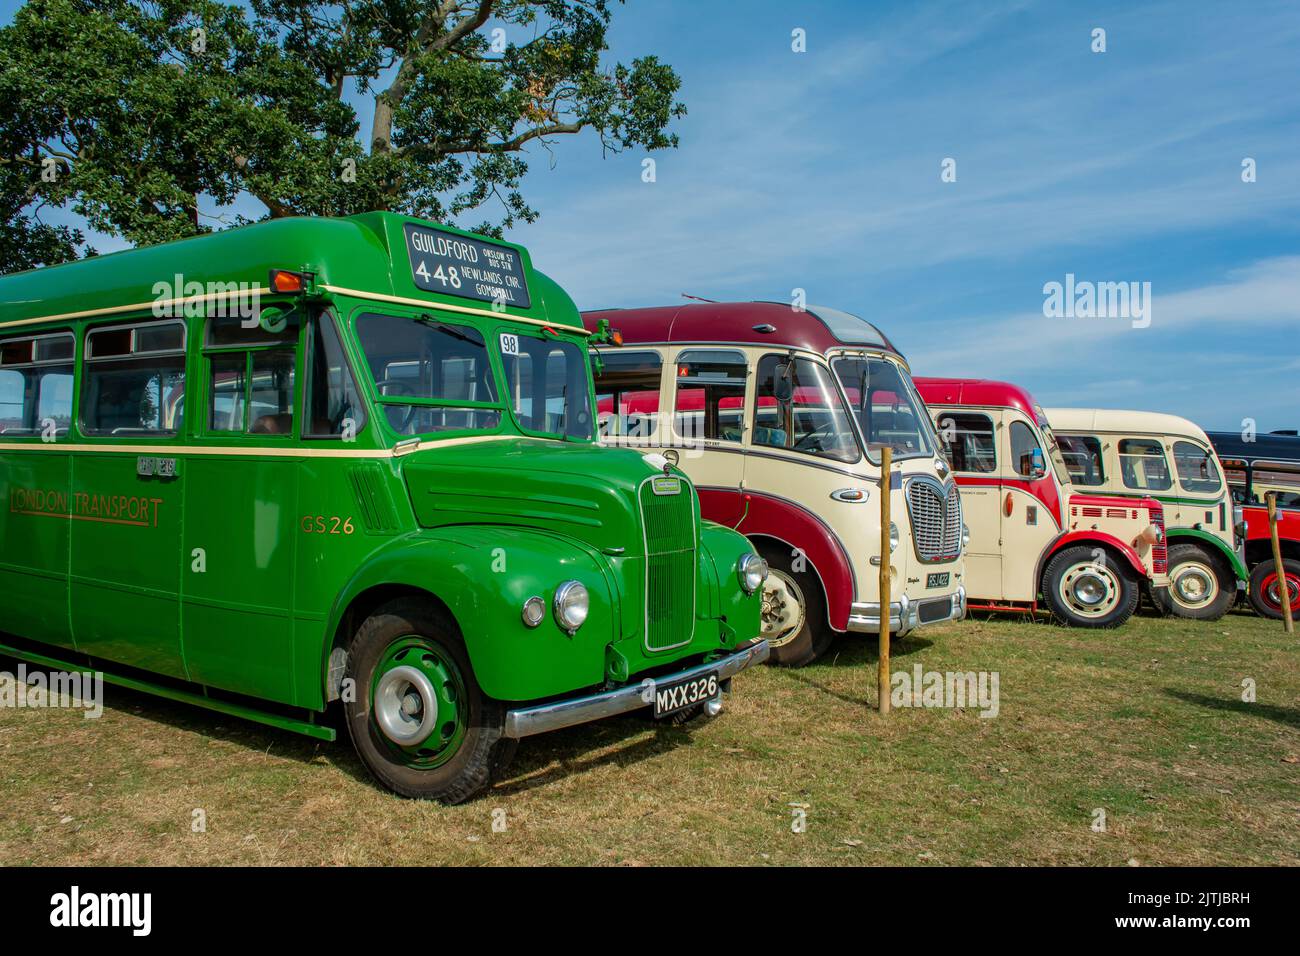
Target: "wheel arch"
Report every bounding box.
[1166,528,1247,581]
[325,583,458,699]
[314,528,616,707]
[722,489,856,631]
[1039,532,1147,588]
[745,532,835,632]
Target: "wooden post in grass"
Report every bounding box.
[1267,492,1294,633]
[879,445,892,714]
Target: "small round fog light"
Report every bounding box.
[521,595,545,628]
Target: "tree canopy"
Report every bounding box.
[0,0,685,273]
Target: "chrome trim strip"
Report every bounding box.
[502,639,770,738]
[846,586,966,635]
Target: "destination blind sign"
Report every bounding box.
[402,223,531,309]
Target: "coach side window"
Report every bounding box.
[1057,434,1105,486]
[204,309,299,436]
[305,311,365,438]
[936,412,996,473]
[594,350,662,439]
[1172,440,1221,494]
[1118,438,1173,491]
[675,350,747,444]
[0,332,75,437]
[82,320,186,436]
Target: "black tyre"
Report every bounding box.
[757,544,834,667]
[344,598,512,803]
[1248,558,1300,620]
[1152,542,1236,621]
[1040,545,1140,628]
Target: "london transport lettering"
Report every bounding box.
[9,487,163,527]
[402,223,531,308]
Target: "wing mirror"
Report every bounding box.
[773,361,794,403]
[1030,447,1047,479]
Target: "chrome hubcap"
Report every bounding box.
[1266,576,1299,606]
[1060,562,1120,618]
[1073,574,1106,605]
[761,570,806,647]
[1173,562,1217,608]
[374,665,439,745]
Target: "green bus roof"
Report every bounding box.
[0,212,583,333]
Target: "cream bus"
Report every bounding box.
[582,302,967,667]
[1047,409,1246,620]
[916,379,1168,629]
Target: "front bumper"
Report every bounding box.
[847,586,966,636]
[502,638,770,739]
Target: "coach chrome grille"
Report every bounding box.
[905,476,962,564]
[638,477,697,651]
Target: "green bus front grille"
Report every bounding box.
[639,479,697,651]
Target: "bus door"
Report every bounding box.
[1170,438,1228,534]
[179,309,302,705]
[0,330,77,649]
[936,408,1003,600]
[670,349,749,524]
[70,318,188,677]
[744,353,861,531]
[1000,413,1062,601]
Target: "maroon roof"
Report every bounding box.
[581,302,902,358]
[914,377,1043,422]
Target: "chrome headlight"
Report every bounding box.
[889,522,899,553]
[739,553,769,594]
[553,581,589,634]
[962,523,971,552]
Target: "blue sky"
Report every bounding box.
[6,0,1298,429]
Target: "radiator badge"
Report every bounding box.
[651,476,681,496]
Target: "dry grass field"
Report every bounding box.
[1,607,1297,866]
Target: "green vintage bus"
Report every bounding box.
[0,212,769,803]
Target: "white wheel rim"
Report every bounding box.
[1171,560,1219,610]
[1059,562,1122,619]
[761,570,807,647]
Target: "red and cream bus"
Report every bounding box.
[1207,430,1300,619]
[915,378,1168,628]
[583,302,967,667]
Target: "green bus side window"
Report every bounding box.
[305,312,366,438]
[205,348,295,436]
[0,331,76,436]
[82,321,186,436]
